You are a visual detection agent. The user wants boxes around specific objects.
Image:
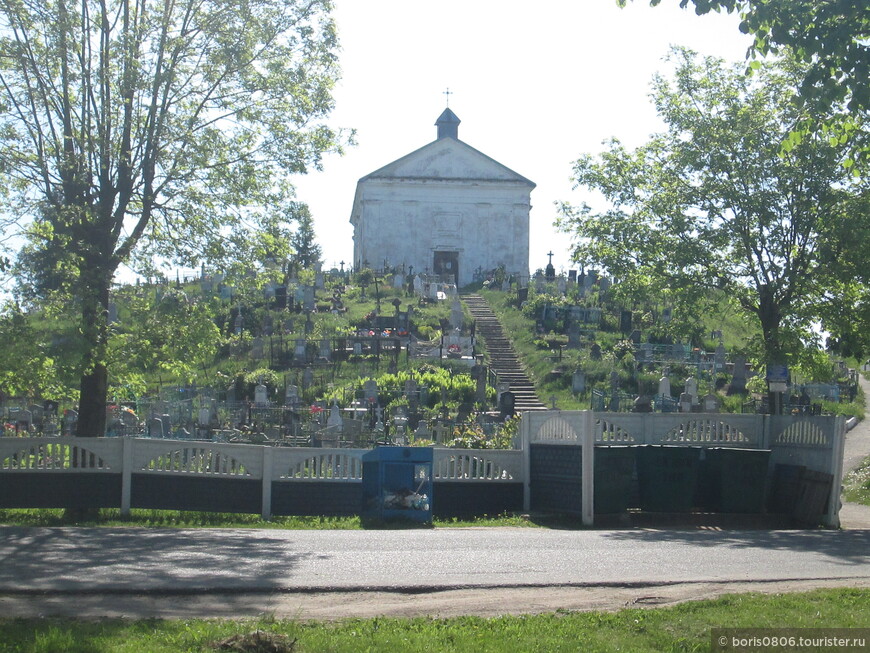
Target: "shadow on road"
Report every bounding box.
[0,527,321,590]
[599,528,870,566]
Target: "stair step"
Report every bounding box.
[461,292,546,411]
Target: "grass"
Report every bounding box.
[0,508,548,529]
[843,455,870,506]
[0,588,868,652]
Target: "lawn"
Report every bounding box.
[0,588,867,652]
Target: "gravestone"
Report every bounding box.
[319,339,331,361]
[629,329,641,345]
[633,395,652,413]
[148,417,165,438]
[404,379,419,408]
[557,276,567,295]
[63,409,78,436]
[728,356,748,395]
[517,287,529,304]
[414,421,431,441]
[658,373,672,398]
[303,286,316,312]
[702,393,720,413]
[251,337,264,359]
[499,391,516,417]
[472,361,488,403]
[590,343,602,361]
[294,339,307,362]
[679,392,693,413]
[302,367,313,390]
[599,277,611,292]
[684,376,698,399]
[254,383,269,406]
[567,322,581,349]
[285,385,300,407]
[364,379,378,403]
[274,285,287,309]
[572,370,586,394]
[714,343,727,372]
[534,272,544,293]
[327,401,343,429]
[568,269,577,283]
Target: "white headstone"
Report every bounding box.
[254,383,269,406]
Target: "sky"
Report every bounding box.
[291,0,755,276]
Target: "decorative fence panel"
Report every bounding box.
[273,448,367,481]
[0,437,122,472]
[130,439,264,478]
[433,450,522,481]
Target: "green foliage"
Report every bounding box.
[558,48,865,370]
[448,415,515,449]
[623,0,870,167]
[843,455,870,506]
[0,0,347,434]
[288,203,323,270]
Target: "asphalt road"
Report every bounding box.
[2,525,869,594]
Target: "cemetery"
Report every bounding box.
[0,259,856,528]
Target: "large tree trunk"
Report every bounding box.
[75,262,112,437]
[758,284,785,415]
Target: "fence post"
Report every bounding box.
[522,413,531,512]
[581,410,594,526]
[261,445,273,520]
[121,437,132,516]
[824,416,846,529]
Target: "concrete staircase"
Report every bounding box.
[462,293,547,412]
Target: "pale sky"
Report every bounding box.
[292,0,755,275]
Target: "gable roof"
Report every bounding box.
[358,137,535,188]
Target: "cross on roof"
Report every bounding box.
[547,251,554,265]
[443,87,453,106]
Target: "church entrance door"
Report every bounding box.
[433,251,459,285]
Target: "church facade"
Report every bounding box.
[350,109,535,287]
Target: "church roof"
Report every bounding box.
[356,134,535,188]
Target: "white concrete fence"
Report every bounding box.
[521,411,846,528]
[0,410,845,526]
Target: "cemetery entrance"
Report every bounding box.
[433,251,459,284]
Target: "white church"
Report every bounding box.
[350,108,535,287]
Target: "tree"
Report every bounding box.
[557,49,867,392]
[288,203,322,270]
[0,0,346,436]
[621,0,870,165]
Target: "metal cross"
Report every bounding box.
[443,87,453,106]
[547,251,554,265]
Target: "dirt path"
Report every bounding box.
[4,578,870,621]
